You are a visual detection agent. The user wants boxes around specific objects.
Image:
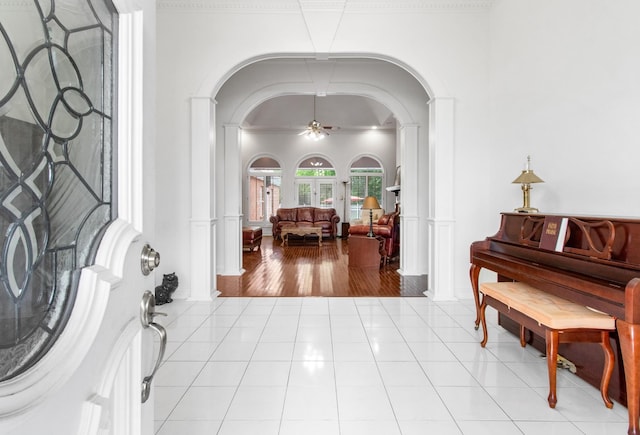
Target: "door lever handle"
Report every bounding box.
[140,291,167,403]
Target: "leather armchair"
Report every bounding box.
[348,211,400,259]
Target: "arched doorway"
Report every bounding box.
[189,56,456,301]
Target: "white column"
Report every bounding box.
[398,124,421,276]
[427,97,455,301]
[222,124,243,276]
[189,97,216,301]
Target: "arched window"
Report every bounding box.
[247,157,281,225]
[349,157,384,220]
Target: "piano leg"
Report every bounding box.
[469,264,481,329]
[617,319,640,435]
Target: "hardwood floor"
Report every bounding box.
[216,236,428,297]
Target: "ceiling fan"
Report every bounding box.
[299,95,331,140]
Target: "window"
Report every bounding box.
[295,157,335,208]
[247,158,281,224]
[350,157,384,220]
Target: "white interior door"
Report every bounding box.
[0,1,158,434]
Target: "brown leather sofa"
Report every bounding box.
[270,207,340,239]
[349,211,400,259]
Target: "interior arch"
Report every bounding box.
[189,55,456,300]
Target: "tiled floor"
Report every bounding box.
[153,297,628,435]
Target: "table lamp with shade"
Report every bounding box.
[512,156,544,213]
[362,196,381,237]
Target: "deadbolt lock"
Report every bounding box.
[140,244,160,276]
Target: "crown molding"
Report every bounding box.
[157,0,495,13]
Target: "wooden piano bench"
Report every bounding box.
[478,281,616,410]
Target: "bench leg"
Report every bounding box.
[600,330,614,409]
[479,296,489,348]
[519,325,527,347]
[546,329,559,408]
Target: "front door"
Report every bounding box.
[0,1,157,434]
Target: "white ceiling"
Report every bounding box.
[241,94,397,133]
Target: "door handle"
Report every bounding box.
[140,290,167,403]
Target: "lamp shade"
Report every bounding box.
[512,170,544,184]
[362,196,381,210]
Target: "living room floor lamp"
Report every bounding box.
[362,196,381,237]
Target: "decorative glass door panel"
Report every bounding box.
[0,0,116,381]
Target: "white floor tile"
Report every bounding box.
[456,420,525,435]
[217,420,280,435]
[168,386,235,420]
[333,341,375,361]
[280,420,340,435]
[289,360,335,387]
[407,341,458,362]
[334,362,383,387]
[398,420,462,435]
[386,386,453,421]
[225,386,287,420]
[209,342,257,361]
[340,420,402,435]
[292,340,333,361]
[436,386,509,421]
[154,386,187,421]
[252,341,295,361]
[151,297,632,434]
[377,361,430,386]
[419,361,479,387]
[516,421,584,435]
[192,361,248,386]
[241,361,291,386]
[155,361,206,386]
[484,386,567,421]
[370,341,415,361]
[282,386,338,420]
[168,342,219,361]
[336,385,396,420]
[156,419,222,435]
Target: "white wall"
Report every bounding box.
[487,1,640,217]
[155,1,640,299]
[156,2,490,297]
[241,130,397,226]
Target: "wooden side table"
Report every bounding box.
[341,222,350,238]
[348,235,385,268]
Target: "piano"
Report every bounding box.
[470,212,640,435]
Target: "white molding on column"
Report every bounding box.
[190,97,217,301]
[220,124,243,276]
[222,215,244,276]
[427,218,456,301]
[398,124,422,276]
[427,97,456,301]
[189,218,217,301]
[397,215,420,276]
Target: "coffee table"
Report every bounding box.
[281,226,323,247]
